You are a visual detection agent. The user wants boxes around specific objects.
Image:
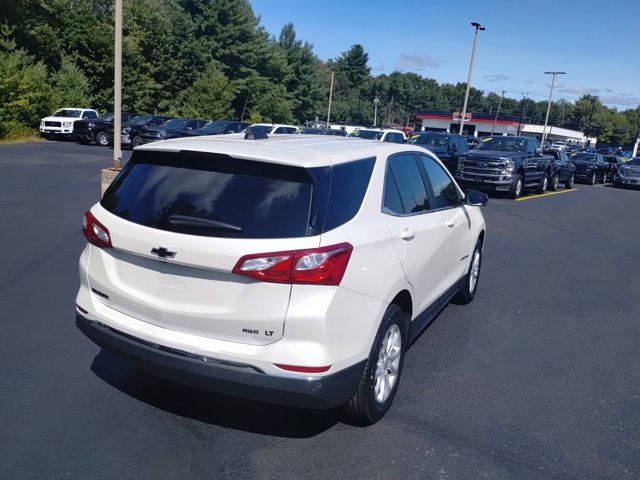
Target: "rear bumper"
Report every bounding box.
[76,313,365,409]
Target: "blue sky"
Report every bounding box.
[250,0,640,111]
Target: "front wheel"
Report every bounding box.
[548,174,559,191]
[340,304,407,426]
[508,175,523,199]
[589,172,596,185]
[95,131,109,147]
[452,240,483,305]
[132,135,142,148]
[600,172,608,184]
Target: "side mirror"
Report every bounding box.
[464,189,488,207]
[535,147,542,156]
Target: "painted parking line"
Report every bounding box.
[515,189,579,202]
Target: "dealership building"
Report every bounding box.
[416,111,596,146]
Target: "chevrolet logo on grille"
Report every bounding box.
[475,162,487,167]
[151,247,176,259]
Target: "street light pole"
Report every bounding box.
[113,0,122,170]
[373,96,379,126]
[326,71,334,127]
[459,22,485,135]
[541,71,565,147]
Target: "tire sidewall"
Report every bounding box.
[364,305,407,421]
[96,132,108,146]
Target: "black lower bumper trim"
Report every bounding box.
[76,314,364,409]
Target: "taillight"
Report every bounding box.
[82,211,112,248]
[232,243,353,285]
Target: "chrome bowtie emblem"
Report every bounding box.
[151,247,176,259]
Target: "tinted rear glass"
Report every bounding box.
[101,151,313,239]
[323,158,374,231]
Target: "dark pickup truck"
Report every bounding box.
[73,112,136,146]
[407,132,469,174]
[455,136,555,199]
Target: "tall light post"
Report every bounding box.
[459,22,485,135]
[113,0,122,169]
[326,71,334,127]
[541,71,565,147]
[373,96,379,126]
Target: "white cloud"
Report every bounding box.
[484,74,509,82]
[396,53,443,71]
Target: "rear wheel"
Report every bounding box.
[508,175,523,199]
[600,171,607,184]
[548,174,559,191]
[565,174,575,189]
[452,240,482,305]
[536,174,548,194]
[589,172,596,185]
[96,131,109,147]
[340,304,406,426]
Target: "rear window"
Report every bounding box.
[101,151,314,239]
[101,151,375,239]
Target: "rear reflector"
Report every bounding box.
[82,210,112,248]
[232,243,353,285]
[76,304,88,314]
[274,364,331,374]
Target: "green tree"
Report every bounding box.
[0,24,52,135]
[179,63,236,120]
[50,56,92,108]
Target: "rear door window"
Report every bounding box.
[102,151,314,239]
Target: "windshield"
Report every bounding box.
[200,121,229,133]
[128,115,153,126]
[52,109,82,118]
[159,118,189,129]
[348,129,383,140]
[408,134,449,147]
[248,125,271,136]
[100,113,115,121]
[571,153,598,163]
[477,137,526,152]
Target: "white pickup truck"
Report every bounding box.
[40,108,99,139]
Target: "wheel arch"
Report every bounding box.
[389,289,412,340]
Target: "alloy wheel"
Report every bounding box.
[374,324,402,404]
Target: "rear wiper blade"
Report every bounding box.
[167,215,242,232]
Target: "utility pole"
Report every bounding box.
[585,96,598,148]
[490,90,505,135]
[240,92,250,122]
[517,92,529,135]
[326,71,334,127]
[459,22,485,134]
[387,95,394,125]
[113,0,122,169]
[541,71,566,147]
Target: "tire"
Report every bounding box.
[589,172,596,185]
[508,175,523,199]
[95,131,109,147]
[131,135,142,148]
[339,304,407,426]
[600,172,607,184]
[548,174,559,191]
[614,181,622,189]
[536,174,548,194]
[452,240,483,305]
[565,174,575,189]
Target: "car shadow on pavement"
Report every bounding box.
[90,350,339,438]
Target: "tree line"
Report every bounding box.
[1,0,638,145]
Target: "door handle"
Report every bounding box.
[400,228,415,241]
[445,221,455,228]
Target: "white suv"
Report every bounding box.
[348,128,407,144]
[76,133,487,425]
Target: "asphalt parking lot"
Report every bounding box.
[1,141,639,480]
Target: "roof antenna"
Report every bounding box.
[244,127,269,140]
